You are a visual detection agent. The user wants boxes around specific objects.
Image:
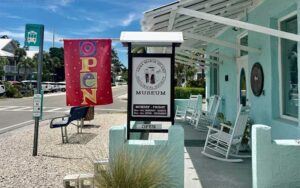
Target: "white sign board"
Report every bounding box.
[33,94,42,117]
[131,57,171,118]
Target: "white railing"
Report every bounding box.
[3,65,33,74]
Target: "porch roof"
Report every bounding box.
[141,0,262,66]
[0,39,14,57]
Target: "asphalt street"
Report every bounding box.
[0,85,127,133]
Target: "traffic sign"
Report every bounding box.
[25,24,43,47]
[32,90,43,119]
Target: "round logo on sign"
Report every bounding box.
[135,58,166,90]
[80,41,96,57]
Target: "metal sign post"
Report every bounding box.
[25,24,44,156]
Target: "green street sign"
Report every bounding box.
[25,24,44,47]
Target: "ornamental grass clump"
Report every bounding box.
[94,146,175,188]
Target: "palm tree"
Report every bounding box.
[175,63,197,87]
[0,57,9,79]
[14,48,27,80]
[112,48,123,75]
[18,58,35,80]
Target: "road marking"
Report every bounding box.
[11,107,32,111]
[0,120,34,133]
[43,92,66,98]
[0,106,19,111]
[44,107,63,112]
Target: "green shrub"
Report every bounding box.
[186,78,205,88]
[4,82,23,98]
[175,87,205,99]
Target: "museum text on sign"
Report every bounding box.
[131,57,171,118]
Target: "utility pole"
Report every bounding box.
[52,28,55,48]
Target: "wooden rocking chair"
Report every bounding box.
[201,105,251,162]
[175,95,201,121]
[193,95,221,130]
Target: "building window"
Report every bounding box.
[280,14,298,119]
[210,52,219,95]
[238,32,248,57]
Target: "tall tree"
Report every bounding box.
[14,48,27,80]
[112,48,123,75]
[0,57,9,79]
[18,57,35,80]
[34,52,61,81]
[49,47,64,81]
[175,63,197,87]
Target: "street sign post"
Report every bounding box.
[25,24,44,156]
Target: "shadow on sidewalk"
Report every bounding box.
[66,133,97,145]
[182,123,252,188]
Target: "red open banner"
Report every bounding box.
[64,39,113,106]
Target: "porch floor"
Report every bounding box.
[149,122,252,188]
[183,123,252,188]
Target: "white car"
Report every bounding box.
[57,81,66,92]
[42,82,53,93]
[0,81,5,96]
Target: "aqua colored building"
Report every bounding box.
[142,0,300,139]
[143,1,300,186]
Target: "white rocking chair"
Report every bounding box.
[201,105,251,162]
[193,95,221,130]
[175,95,201,121]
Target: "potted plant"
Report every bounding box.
[240,118,254,152]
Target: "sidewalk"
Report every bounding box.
[0,113,126,188]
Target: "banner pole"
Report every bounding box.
[33,25,44,156]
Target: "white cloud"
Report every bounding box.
[0,12,24,20]
[45,0,74,12]
[44,30,65,43]
[59,0,74,6]
[0,30,65,43]
[47,5,58,13]
[0,31,24,39]
[121,13,137,26]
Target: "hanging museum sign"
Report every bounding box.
[131,56,171,119]
[64,39,113,106]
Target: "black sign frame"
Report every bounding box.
[127,43,176,139]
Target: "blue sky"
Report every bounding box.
[0,0,175,66]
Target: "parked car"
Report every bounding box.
[115,79,127,86]
[49,82,60,92]
[22,80,37,90]
[42,82,54,93]
[57,81,66,92]
[0,81,5,96]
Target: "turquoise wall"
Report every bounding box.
[252,124,300,187]
[207,0,300,138]
[109,125,184,188]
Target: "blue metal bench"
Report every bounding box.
[50,106,89,143]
